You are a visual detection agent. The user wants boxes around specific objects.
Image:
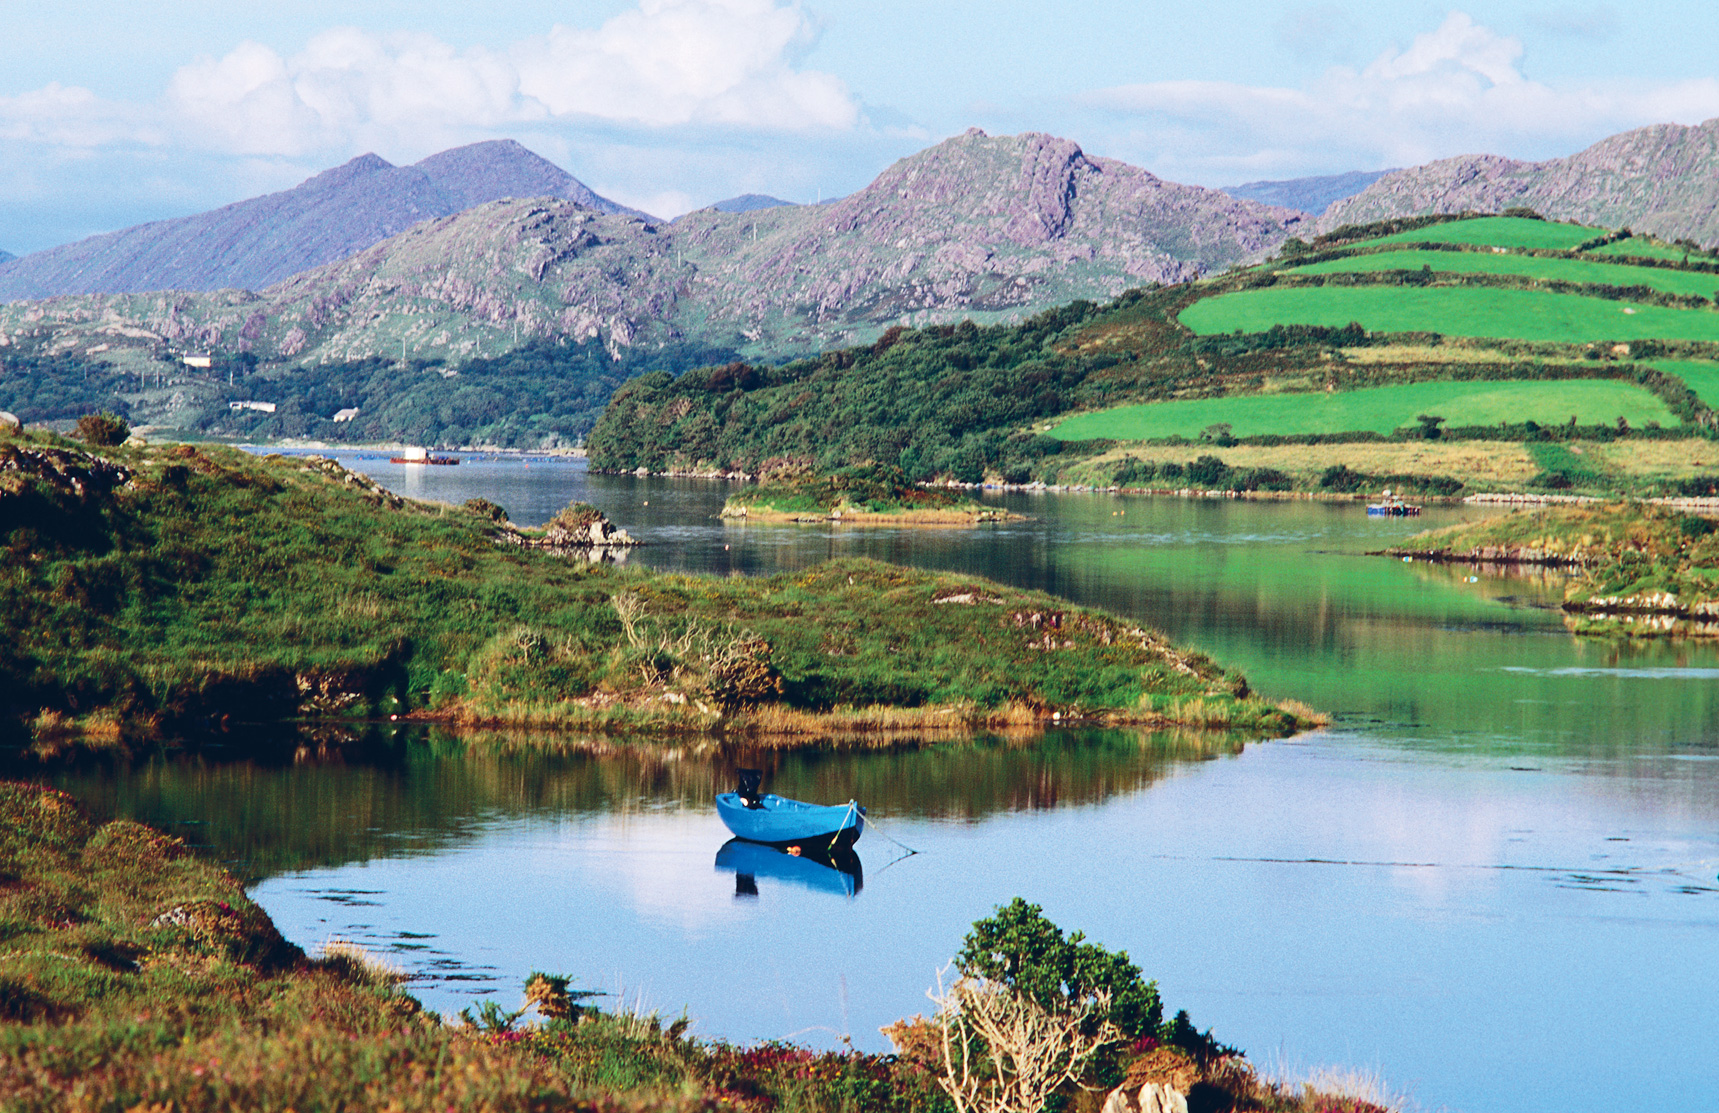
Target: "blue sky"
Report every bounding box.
[3,2,1717,253]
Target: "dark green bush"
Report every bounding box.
[957,898,1161,1043]
[75,412,129,446]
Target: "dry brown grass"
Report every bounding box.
[1588,438,1719,479]
[1074,440,1543,486]
[1337,343,1570,366]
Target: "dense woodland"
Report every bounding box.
[199,339,739,447]
[0,339,738,448]
[589,301,1112,482]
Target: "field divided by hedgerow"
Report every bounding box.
[1653,360,1719,407]
[1585,238,1695,262]
[1289,249,1719,301]
[1356,215,1600,251]
[1050,380,1680,442]
[1178,285,1719,345]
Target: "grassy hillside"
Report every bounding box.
[1178,286,1718,344]
[590,212,1719,498]
[0,429,1311,749]
[1292,248,1719,300]
[1050,380,1679,441]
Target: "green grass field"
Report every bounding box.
[1355,216,1600,251]
[1585,238,1699,262]
[1180,285,1719,344]
[1654,359,1719,407]
[1290,248,1719,301]
[1049,380,1680,441]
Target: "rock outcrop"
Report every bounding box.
[498,500,638,560]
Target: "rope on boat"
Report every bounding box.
[857,803,921,858]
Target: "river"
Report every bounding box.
[52,454,1719,1112]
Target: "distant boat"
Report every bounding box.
[715,838,863,897]
[715,769,865,851]
[389,446,459,465]
[1367,488,1420,516]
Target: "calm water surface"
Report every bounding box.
[55,455,1719,1113]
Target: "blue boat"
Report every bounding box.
[715,769,865,851]
[715,838,863,898]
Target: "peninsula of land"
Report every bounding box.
[0,429,1315,752]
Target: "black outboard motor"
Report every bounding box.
[737,768,764,809]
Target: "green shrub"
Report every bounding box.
[75,412,129,446]
[957,898,1162,1044]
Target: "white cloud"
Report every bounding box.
[516,0,855,130]
[163,0,854,157]
[1087,11,1719,180]
[0,82,158,148]
[3,0,857,162]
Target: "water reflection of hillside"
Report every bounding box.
[50,725,1243,883]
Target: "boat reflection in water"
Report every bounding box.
[715,838,863,899]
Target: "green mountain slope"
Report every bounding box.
[589,213,1719,496]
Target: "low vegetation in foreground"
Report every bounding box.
[1389,501,1719,634]
[0,429,1315,752]
[722,464,1016,524]
[0,781,1398,1112]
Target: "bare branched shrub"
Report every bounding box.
[612,592,646,646]
[930,968,1121,1113]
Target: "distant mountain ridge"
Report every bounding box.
[0,140,648,301]
[1222,170,1395,216]
[0,129,1307,370]
[707,194,796,214]
[1322,117,1719,246]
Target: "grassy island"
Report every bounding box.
[0,780,1397,1112]
[0,432,1314,750]
[1389,501,1719,634]
[721,465,1017,525]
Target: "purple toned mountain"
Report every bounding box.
[670,129,1308,350]
[1321,118,1719,246]
[1222,170,1394,216]
[706,194,797,214]
[0,141,646,301]
[0,129,1307,378]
